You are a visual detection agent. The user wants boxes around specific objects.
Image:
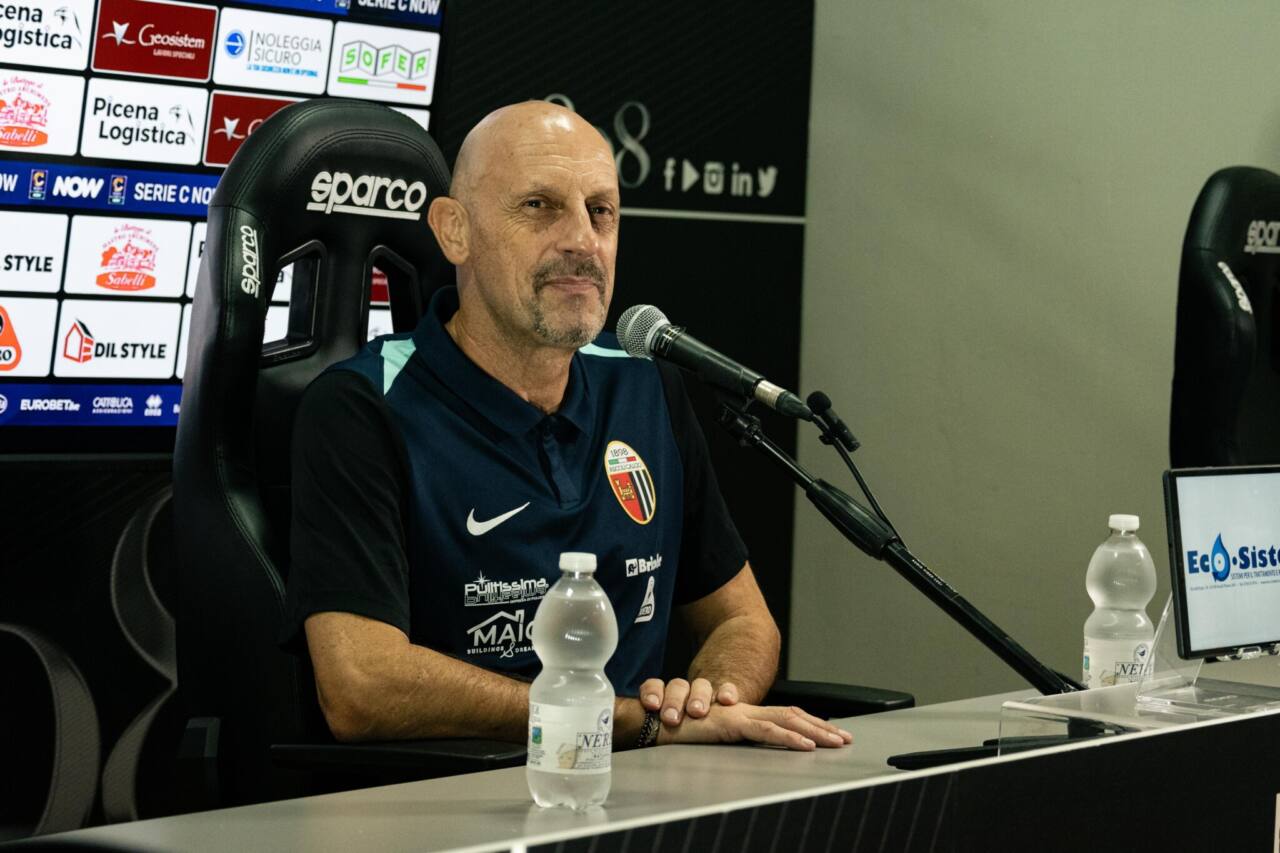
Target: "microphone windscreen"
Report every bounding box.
[806,390,833,416]
[616,304,668,358]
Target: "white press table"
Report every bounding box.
[32,688,1280,852]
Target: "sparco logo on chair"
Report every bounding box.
[306,170,428,220]
[238,224,261,297]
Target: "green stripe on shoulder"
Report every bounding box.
[381,338,417,394]
[579,342,632,359]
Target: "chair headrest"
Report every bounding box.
[211,98,449,276]
[1186,166,1280,287]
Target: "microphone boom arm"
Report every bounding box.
[715,403,1082,696]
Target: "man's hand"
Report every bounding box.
[640,677,740,725]
[655,701,853,751]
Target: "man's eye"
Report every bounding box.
[590,206,614,217]
[524,199,544,209]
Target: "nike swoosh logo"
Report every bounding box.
[466,502,531,536]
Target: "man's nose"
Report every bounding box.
[555,204,600,257]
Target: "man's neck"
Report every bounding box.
[445,307,573,416]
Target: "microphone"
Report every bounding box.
[806,391,860,452]
[616,304,813,421]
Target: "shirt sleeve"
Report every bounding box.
[656,361,750,605]
[280,369,412,650]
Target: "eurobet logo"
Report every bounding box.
[1187,533,1280,583]
[91,0,218,82]
[306,170,428,220]
[1244,220,1280,256]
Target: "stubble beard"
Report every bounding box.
[528,258,609,348]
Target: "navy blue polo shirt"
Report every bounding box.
[283,286,747,695]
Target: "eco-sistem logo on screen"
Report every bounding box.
[1186,533,1280,583]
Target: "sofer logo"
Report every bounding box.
[1187,533,1280,583]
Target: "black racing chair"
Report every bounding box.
[172,99,909,809]
[1171,166,1280,467]
[173,99,521,808]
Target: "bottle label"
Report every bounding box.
[1082,636,1153,688]
[527,702,613,774]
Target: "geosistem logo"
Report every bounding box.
[1186,533,1280,583]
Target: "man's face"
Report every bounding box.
[463,113,619,350]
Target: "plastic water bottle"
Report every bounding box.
[527,552,618,810]
[1082,514,1157,688]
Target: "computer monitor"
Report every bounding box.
[1164,465,1280,659]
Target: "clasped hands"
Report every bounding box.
[638,677,852,751]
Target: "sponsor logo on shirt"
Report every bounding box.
[624,553,662,577]
[91,0,217,82]
[634,575,655,624]
[465,609,533,659]
[463,572,548,607]
[604,439,657,524]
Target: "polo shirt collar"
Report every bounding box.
[412,286,593,438]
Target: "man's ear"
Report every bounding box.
[427,196,470,265]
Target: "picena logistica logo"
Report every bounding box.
[224,30,246,57]
[1186,533,1280,583]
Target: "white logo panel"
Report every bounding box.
[80,77,207,164]
[213,8,332,95]
[0,0,93,69]
[0,211,69,293]
[64,215,191,298]
[368,307,391,340]
[0,296,59,376]
[0,70,85,155]
[176,301,190,378]
[185,219,205,297]
[327,22,438,106]
[53,298,180,377]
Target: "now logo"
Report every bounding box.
[53,176,105,199]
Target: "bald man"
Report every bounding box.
[283,102,851,752]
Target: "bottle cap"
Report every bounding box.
[559,552,597,573]
[1108,514,1139,532]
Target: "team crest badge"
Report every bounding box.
[604,440,656,524]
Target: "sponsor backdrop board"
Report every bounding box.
[1,0,812,677]
[0,0,447,445]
